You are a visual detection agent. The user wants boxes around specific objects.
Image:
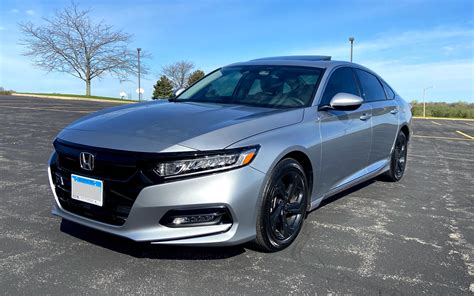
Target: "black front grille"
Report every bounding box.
[50,139,162,226]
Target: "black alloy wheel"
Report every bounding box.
[384,132,408,182]
[255,158,308,252]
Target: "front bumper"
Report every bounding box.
[48,156,266,246]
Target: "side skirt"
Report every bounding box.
[309,158,390,211]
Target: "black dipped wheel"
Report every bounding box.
[383,132,408,182]
[255,158,308,252]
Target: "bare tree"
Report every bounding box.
[162,61,194,89]
[19,3,146,96]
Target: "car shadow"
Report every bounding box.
[60,179,381,258]
[316,179,376,210]
[60,219,246,260]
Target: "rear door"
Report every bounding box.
[354,69,399,168]
[317,67,372,195]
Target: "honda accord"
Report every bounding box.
[48,56,411,251]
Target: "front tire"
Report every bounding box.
[383,132,408,182]
[255,158,308,252]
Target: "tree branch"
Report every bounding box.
[18,2,148,95]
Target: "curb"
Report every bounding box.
[413,116,474,122]
[12,93,135,104]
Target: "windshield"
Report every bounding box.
[175,66,324,108]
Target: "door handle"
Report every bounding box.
[390,109,399,114]
[360,113,371,121]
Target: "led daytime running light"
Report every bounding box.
[154,148,257,178]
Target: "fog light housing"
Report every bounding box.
[160,207,232,227]
[172,215,217,225]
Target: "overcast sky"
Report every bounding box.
[0,0,473,102]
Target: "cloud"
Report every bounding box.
[25,10,35,16]
[10,9,19,13]
[442,46,454,55]
[291,26,474,61]
[441,42,474,56]
[363,59,473,101]
[289,25,474,102]
[356,27,473,53]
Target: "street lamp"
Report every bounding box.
[349,37,355,62]
[422,86,434,117]
[137,48,142,101]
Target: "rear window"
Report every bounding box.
[355,69,386,102]
[381,80,395,100]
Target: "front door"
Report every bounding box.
[317,67,372,195]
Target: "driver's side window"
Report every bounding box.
[320,67,360,106]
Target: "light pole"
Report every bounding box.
[422,86,434,117]
[137,48,142,101]
[349,37,354,62]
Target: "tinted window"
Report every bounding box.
[177,66,323,108]
[355,69,386,102]
[320,67,360,106]
[206,71,243,97]
[381,80,395,100]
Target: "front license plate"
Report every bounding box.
[71,174,103,207]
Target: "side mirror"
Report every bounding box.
[173,88,186,97]
[328,92,363,111]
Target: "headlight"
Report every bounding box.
[153,146,259,178]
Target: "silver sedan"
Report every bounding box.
[48,56,411,251]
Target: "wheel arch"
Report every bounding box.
[266,149,316,213]
[400,124,410,142]
[226,123,320,213]
[281,150,314,198]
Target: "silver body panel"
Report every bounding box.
[49,57,412,245]
[49,165,266,245]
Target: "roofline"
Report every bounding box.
[225,59,354,69]
[249,55,332,62]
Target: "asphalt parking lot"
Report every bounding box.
[1,95,473,295]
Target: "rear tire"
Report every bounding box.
[383,132,408,182]
[255,158,308,252]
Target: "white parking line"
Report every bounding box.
[456,130,474,140]
[430,121,441,126]
[413,117,474,122]
[0,105,90,113]
[0,104,92,110]
[409,154,474,162]
[412,135,473,141]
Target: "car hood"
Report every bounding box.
[57,101,304,152]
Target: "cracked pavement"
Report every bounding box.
[0,95,473,295]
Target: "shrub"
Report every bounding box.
[410,101,474,119]
[0,88,14,95]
